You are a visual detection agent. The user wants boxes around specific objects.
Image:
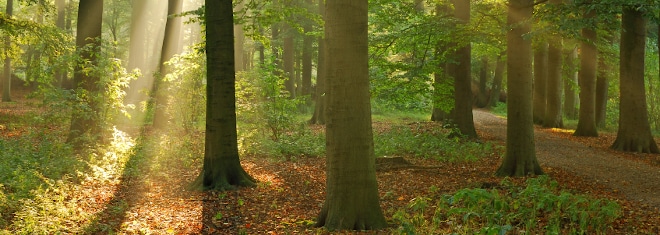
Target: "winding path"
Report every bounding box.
[472,109,660,211]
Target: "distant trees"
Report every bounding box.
[2,0,13,102]
[573,3,599,137]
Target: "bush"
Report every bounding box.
[394,176,621,235]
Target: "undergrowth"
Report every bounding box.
[394,176,621,235]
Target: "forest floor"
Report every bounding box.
[3,100,660,234]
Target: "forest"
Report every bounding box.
[0,0,659,234]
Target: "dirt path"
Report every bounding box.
[473,109,660,211]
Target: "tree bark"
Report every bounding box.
[2,0,13,102]
[67,0,104,145]
[476,56,489,108]
[193,0,256,191]
[543,37,563,128]
[595,54,609,129]
[574,5,598,137]
[449,0,477,138]
[310,0,326,124]
[533,42,548,125]
[431,3,452,121]
[316,0,387,230]
[302,0,313,103]
[563,45,578,119]
[611,7,659,153]
[495,0,543,177]
[488,53,505,108]
[283,24,296,99]
[152,0,184,130]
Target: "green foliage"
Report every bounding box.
[393,176,621,235]
[373,123,498,162]
[236,60,325,159]
[162,49,207,131]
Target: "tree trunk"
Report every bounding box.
[563,45,578,120]
[595,54,609,129]
[67,0,104,144]
[488,53,505,108]
[533,42,548,125]
[310,0,326,125]
[302,1,313,103]
[125,0,149,107]
[611,7,659,153]
[449,0,477,138]
[431,3,452,121]
[153,0,184,130]
[574,5,598,137]
[193,0,256,191]
[316,0,387,230]
[543,37,563,128]
[283,24,296,98]
[55,0,69,89]
[495,0,543,177]
[476,56,489,108]
[2,0,13,102]
[234,0,245,72]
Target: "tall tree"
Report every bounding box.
[496,0,544,177]
[55,0,69,89]
[543,21,563,128]
[532,42,548,125]
[67,0,104,144]
[125,0,149,108]
[194,0,256,190]
[611,7,659,153]
[573,4,598,137]
[283,23,296,98]
[476,56,489,108]
[449,0,477,138]
[488,53,505,107]
[152,0,184,129]
[2,0,13,102]
[316,0,387,230]
[563,45,578,119]
[310,0,326,125]
[301,0,313,103]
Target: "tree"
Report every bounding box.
[563,45,578,119]
[611,6,659,153]
[449,0,477,138]
[532,42,547,125]
[152,0,184,129]
[431,2,452,122]
[573,4,598,137]
[316,0,387,230]
[310,0,326,125]
[496,0,544,177]
[543,11,563,129]
[67,0,104,144]
[194,0,256,190]
[2,0,13,102]
[488,53,505,108]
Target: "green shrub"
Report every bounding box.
[394,176,620,235]
[374,123,497,162]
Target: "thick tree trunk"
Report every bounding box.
[574,6,598,137]
[495,0,543,177]
[310,0,326,125]
[2,0,13,102]
[543,37,563,128]
[67,0,104,144]
[194,0,256,191]
[449,0,477,138]
[316,0,387,230]
[125,0,149,108]
[563,46,578,119]
[488,53,505,108]
[153,0,184,130]
[533,42,548,125]
[611,8,659,153]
